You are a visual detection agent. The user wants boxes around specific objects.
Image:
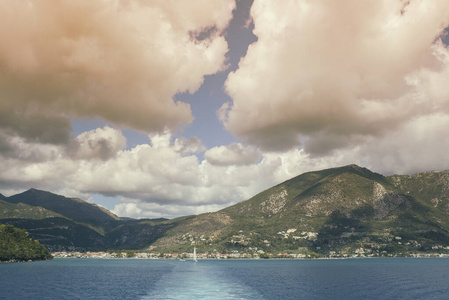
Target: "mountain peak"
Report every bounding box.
[346,163,363,170]
[6,188,119,224]
[334,164,369,173]
[23,188,52,196]
[332,164,385,181]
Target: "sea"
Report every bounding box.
[1,258,448,299]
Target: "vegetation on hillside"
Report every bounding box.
[151,165,449,256]
[0,225,52,262]
[0,199,62,219]
[2,165,449,257]
[7,189,120,226]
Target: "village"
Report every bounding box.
[51,249,449,260]
[51,251,276,260]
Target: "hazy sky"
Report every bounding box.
[1,0,449,219]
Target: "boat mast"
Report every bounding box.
[193,246,198,262]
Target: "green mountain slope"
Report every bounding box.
[0,189,178,251]
[6,189,120,226]
[0,199,63,219]
[0,218,108,251]
[152,165,449,255]
[388,171,449,214]
[105,219,176,250]
[0,224,52,262]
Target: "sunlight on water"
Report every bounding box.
[142,261,262,300]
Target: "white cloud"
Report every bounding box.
[204,143,262,166]
[112,202,142,219]
[222,0,449,154]
[112,200,229,220]
[0,127,308,218]
[347,113,449,175]
[2,120,449,219]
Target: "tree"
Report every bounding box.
[0,225,52,262]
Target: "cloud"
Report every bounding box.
[112,200,228,219]
[221,0,449,154]
[0,127,300,218]
[2,121,449,219]
[4,1,449,220]
[0,0,235,143]
[205,143,262,166]
[172,136,206,155]
[69,126,127,160]
[0,108,72,145]
[112,202,142,219]
[347,113,449,175]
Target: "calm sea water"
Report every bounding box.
[1,258,449,299]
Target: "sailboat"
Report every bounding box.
[193,246,198,263]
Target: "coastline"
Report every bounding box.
[1,257,52,263]
[51,250,449,260]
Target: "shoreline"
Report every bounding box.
[1,257,52,264]
[51,251,449,260]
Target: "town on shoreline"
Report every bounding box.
[52,250,449,260]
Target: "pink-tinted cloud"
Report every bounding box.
[222,0,449,153]
[0,0,235,143]
[205,143,262,166]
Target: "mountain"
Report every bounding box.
[104,219,175,249]
[2,165,449,256]
[0,189,174,251]
[0,199,63,219]
[1,217,108,251]
[6,189,120,226]
[151,165,449,256]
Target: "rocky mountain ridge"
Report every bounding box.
[150,165,449,255]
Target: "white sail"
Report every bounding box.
[193,246,198,262]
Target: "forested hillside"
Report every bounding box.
[0,225,52,262]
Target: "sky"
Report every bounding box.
[1,0,449,219]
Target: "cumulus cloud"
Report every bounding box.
[347,113,449,175]
[0,127,301,218]
[172,136,206,155]
[0,0,235,143]
[222,0,449,154]
[205,143,262,166]
[112,200,229,219]
[2,122,449,219]
[112,202,142,219]
[69,126,127,160]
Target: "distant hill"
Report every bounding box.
[0,189,173,251]
[6,189,120,226]
[152,165,449,256]
[2,165,449,256]
[0,199,62,220]
[0,224,52,262]
[1,218,108,251]
[105,219,175,250]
